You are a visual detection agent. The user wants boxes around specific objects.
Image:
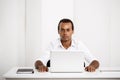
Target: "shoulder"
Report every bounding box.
[50,38,60,46]
[72,38,89,50]
[47,38,60,50]
[72,38,85,46]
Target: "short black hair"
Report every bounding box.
[58,18,74,31]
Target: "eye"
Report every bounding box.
[60,29,64,32]
[67,29,70,32]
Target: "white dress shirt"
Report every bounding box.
[37,38,97,66]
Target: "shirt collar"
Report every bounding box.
[57,38,76,48]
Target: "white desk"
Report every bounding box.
[3,67,120,80]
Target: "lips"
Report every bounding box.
[63,36,69,39]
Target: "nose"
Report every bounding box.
[63,30,67,35]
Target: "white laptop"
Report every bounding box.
[50,51,85,73]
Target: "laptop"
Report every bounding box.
[50,51,85,73]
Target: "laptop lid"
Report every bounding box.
[50,51,85,73]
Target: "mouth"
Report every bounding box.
[61,36,69,40]
[63,36,69,38]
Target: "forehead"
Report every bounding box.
[59,22,72,29]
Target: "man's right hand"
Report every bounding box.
[37,65,48,72]
[35,60,48,72]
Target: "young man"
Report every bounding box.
[35,18,99,72]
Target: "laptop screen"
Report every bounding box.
[50,51,85,73]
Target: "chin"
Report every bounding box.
[61,39,69,42]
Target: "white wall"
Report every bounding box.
[25,0,42,66]
[25,0,74,66]
[74,0,111,67]
[74,0,120,67]
[26,0,120,67]
[0,0,120,78]
[110,0,120,66]
[40,0,74,56]
[0,0,25,75]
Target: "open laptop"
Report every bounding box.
[50,51,85,73]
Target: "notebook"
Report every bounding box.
[50,51,85,73]
[17,68,34,74]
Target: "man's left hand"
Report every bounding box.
[85,66,96,72]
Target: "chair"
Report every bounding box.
[47,60,50,67]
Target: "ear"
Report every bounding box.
[58,30,60,34]
[72,30,74,34]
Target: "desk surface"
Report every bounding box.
[3,67,120,79]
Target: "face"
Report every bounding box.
[58,22,74,42]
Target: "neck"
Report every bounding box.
[61,39,72,49]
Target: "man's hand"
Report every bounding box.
[85,66,96,72]
[85,60,99,72]
[35,60,48,72]
[37,65,48,72]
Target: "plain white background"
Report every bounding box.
[0,0,120,79]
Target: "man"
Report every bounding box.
[35,18,99,72]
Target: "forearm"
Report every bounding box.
[89,60,99,69]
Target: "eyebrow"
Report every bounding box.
[60,27,71,30]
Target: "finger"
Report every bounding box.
[87,68,91,72]
[89,67,92,72]
[88,67,92,72]
[85,67,88,71]
[42,67,47,72]
[92,68,95,72]
[40,67,43,72]
[90,67,92,72]
[38,67,41,72]
[37,69,41,72]
[41,67,45,72]
[46,67,48,72]
[90,67,95,72]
